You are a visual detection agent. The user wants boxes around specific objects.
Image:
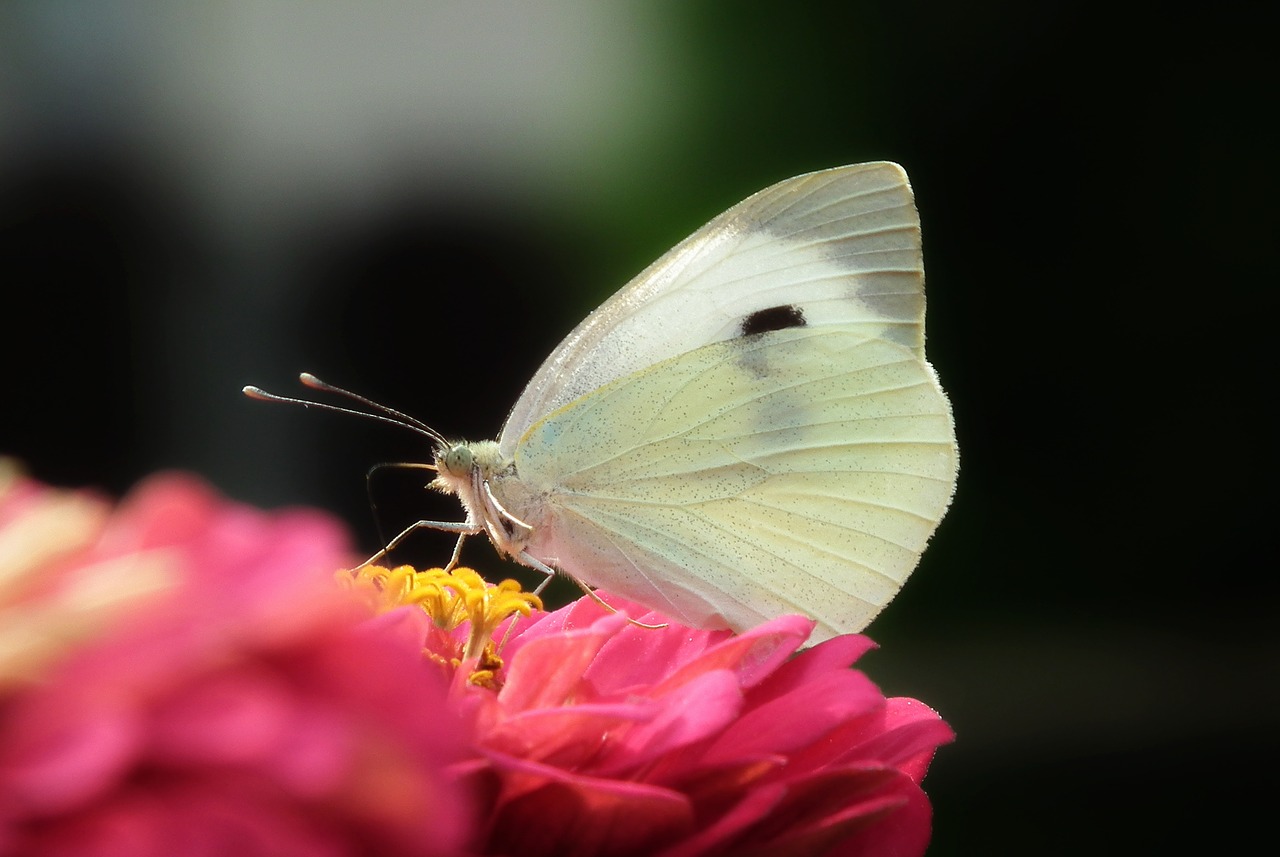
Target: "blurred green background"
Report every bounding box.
[2,2,1272,853]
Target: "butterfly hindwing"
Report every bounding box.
[507,323,955,642]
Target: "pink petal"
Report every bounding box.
[20,783,347,857]
[584,617,734,696]
[0,691,139,815]
[714,767,909,857]
[796,699,954,782]
[653,782,786,857]
[483,750,693,857]
[818,772,934,857]
[484,701,654,766]
[147,667,299,765]
[701,669,885,765]
[594,669,745,777]
[640,745,785,797]
[744,634,877,708]
[653,615,813,697]
[497,612,628,711]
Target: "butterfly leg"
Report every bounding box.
[443,533,468,572]
[358,519,483,569]
[516,551,667,631]
[515,550,558,596]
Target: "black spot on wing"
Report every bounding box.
[739,304,806,337]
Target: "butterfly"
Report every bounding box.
[248,162,957,643]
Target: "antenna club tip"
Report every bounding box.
[241,373,441,443]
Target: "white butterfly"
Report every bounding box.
[249,162,957,643]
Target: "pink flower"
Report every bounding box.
[375,571,954,857]
[0,463,469,857]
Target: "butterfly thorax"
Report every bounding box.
[431,440,537,558]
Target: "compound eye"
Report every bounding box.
[442,445,474,477]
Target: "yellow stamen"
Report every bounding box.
[338,564,542,682]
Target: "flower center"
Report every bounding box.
[338,564,542,687]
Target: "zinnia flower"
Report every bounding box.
[363,567,954,857]
[0,462,469,857]
[1,461,952,856]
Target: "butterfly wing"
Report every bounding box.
[499,162,927,456]
[508,324,956,643]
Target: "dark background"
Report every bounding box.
[2,3,1273,853]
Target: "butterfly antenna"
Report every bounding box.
[243,373,448,448]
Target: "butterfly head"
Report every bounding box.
[431,440,507,492]
[432,440,533,556]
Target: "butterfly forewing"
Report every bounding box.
[498,162,926,456]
